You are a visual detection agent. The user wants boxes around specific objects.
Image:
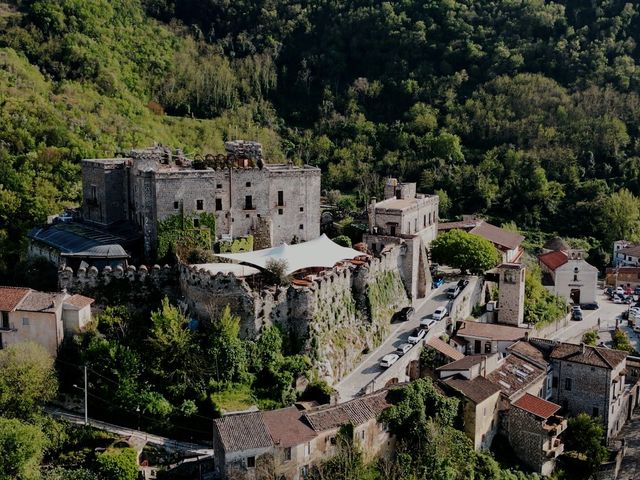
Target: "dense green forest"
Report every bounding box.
[3,0,640,273]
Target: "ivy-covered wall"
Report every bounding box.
[217,235,254,253]
[157,212,216,259]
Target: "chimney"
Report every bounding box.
[524,331,529,341]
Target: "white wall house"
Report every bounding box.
[538,250,597,305]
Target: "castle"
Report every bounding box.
[81,141,321,259]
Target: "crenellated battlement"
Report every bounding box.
[58,263,175,292]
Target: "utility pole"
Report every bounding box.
[83,365,88,426]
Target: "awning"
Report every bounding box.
[214,234,367,275]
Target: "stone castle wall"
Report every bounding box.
[59,244,411,385]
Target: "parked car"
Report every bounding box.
[613,296,623,304]
[572,310,583,321]
[571,305,582,313]
[408,328,427,344]
[582,302,599,310]
[633,325,640,333]
[396,343,413,356]
[391,306,414,323]
[605,287,614,297]
[380,354,400,368]
[635,287,640,296]
[447,285,461,299]
[432,277,445,289]
[616,286,625,295]
[433,306,448,321]
[420,317,437,330]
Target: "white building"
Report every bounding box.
[613,240,640,267]
[538,249,597,305]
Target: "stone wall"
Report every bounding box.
[178,245,410,384]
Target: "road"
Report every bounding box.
[549,289,630,344]
[335,281,455,401]
[46,406,214,456]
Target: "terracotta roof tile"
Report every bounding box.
[469,222,524,250]
[303,390,391,432]
[0,286,30,312]
[607,266,640,275]
[457,321,528,342]
[17,291,65,313]
[513,393,561,419]
[443,376,501,404]
[213,411,273,453]
[263,406,317,447]
[436,354,489,371]
[619,245,640,257]
[426,337,464,361]
[438,220,481,231]
[538,250,568,271]
[486,355,546,398]
[64,294,94,309]
[550,343,627,369]
[507,340,549,367]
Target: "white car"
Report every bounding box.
[614,296,623,304]
[433,306,448,321]
[380,354,399,368]
[616,287,625,295]
[633,325,640,333]
[396,343,413,356]
[407,328,427,344]
[420,317,437,330]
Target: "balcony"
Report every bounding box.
[543,415,567,436]
[543,438,564,458]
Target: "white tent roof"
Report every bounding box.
[214,234,366,275]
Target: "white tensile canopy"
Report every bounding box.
[214,234,366,275]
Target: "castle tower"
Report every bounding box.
[497,263,525,326]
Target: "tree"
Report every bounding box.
[95,448,138,480]
[332,235,352,248]
[565,413,608,471]
[265,258,291,286]
[430,229,500,274]
[612,328,635,353]
[598,188,640,247]
[582,330,598,346]
[0,342,57,418]
[0,417,46,480]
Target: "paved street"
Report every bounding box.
[616,409,640,480]
[335,281,455,401]
[550,288,631,344]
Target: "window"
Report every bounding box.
[246,181,251,187]
[424,215,427,227]
[361,430,365,440]
[304,442,311,457]
[574,274,578,281]
[565,378,572,391]
[193,218,200,228]
[552,376,558,388]
[414,219,417,232]
[1,311,8,329]
[215,198,223,211]
[330,436,337,445]
[300,206,304,212]
[245,195,253,210]
[247,456,255,468]
[90,185,97,201]
[245,214,249,218]
[278,208,283,215]
[173,201,179,209]
[485,341,492,353]
[278,190,284,206]
[429,212,432,224]
[22,317,30,326]
[284,447,292,461]
[593,407,599,417]
[196,199,204,210]
[300,466,309,477]
[216,183,222,189]
[299,224,304,230]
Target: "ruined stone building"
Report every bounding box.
[81,141,321,258]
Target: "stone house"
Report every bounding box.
[82,141,321,259]
[605,266,640,290]
[0,286,94,356]
[455,321,528,356]
[436,354,500,381]
[496,263,526,327]
[486,353,548,408]
[212,390,393,480]
[441,375,502,450]
[506,393,567,476]
[424,337,464,369]
[538,248,597,305]
[364,178,438,301]
[613,241,640,267]
[438,216,524,263]
[547,342,629,440]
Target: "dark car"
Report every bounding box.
[581,303,599,310]
[391,306,414,323]
[432,277,445,289]
[572,310,583,321]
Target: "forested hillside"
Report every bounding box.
[2,0,640,273]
